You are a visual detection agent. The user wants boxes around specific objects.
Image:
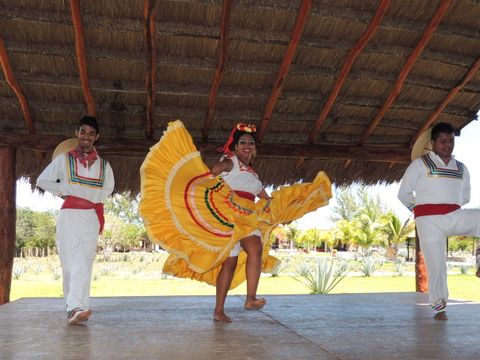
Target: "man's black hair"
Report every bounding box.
[78,116,99,134]
[431,122,459,140]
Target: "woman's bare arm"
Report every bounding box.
[211,158,234,176]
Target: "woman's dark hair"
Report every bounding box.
[78,116,99,134]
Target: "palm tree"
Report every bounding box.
[335,219,356,251]
[351,211,384,254]
[381,212,415,259]
[284,223,300,251]
[300,228,324,252]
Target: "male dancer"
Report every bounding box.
[37,116,114,324]
[398,122,480,320]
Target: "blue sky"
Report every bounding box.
[17,117,480,229]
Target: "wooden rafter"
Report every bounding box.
[344,159,352,169]
[308,0,389,143]
[0,131,411,164]
[144,0,157,139]
[257,0,312,142]
[0,36,35,134]
[358,0,453,145]
[295,157,305,169]
[411,57,480,146]
[69,0,96,116]
[202,0,233,142]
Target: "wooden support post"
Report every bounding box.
[415,226,428,292]
[0,147,16,305]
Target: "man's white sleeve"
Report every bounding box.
[398,162,417,211]
[36,156,64,197]
[100,162,115,201]
[462,165,471,205]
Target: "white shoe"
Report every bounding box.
[67,308,92,325]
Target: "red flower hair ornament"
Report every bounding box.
[220,123,257,156]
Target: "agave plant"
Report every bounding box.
[358,256,382,277]
[294,257,349,294]
[459,264,474,275]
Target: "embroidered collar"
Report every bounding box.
[68,146,98,168]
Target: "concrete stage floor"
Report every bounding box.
[0,292,479,360]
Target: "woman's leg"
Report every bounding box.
[240,235,265,309]
[214,256,238,323]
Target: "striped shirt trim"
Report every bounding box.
[67,153,106,188]
[421,154,464,179]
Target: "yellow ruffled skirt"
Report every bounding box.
[139,120,332,289]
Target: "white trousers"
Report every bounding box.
[415,208,480,305]
[56,209,99,312]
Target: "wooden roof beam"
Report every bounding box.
[358,0,453,145]
[411,57,480,146]
[257,0,312,142]
[0,83,473,122]
[144,0,157,139]
[69,0,96,117]
[202,0,232,142]
[0,36,35,134]
[308,0,389,143]
[0,131,410,164]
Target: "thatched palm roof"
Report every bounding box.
[1,0,480,193]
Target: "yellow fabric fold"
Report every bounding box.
[139,120,332,289]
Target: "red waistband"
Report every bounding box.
[413,204,460,218]
[61,196,105,234]
[234,190,255,202]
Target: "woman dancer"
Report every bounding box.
[139,120,332,322]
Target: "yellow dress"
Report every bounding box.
[139,120,332,289]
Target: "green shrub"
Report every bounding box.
[294,257,349,294]
[358,257,381,277]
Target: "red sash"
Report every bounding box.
[413,203,460,218]
[61,196,105,234]
[234,190,255,202]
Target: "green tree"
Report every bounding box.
[284,223,300,250]
[29,211,56,249]
[104,192,141,225]
[330,184,386,223]
[99,214,143,256]
[320,229,342,252]
[335,219,356,249]
[351,211,384,253]
[16,208,36,249]
[329,186,359,222]
[380,212,414,258]
[299,228,323,252]
[16,208,56,250]
[447,235,477,253]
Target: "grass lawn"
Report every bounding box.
[11,274,480,302]
[10,253,479,302]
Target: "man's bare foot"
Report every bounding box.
[434,312,448,321]
[213,311,232,323]
[476,267,480,278]
[244,298,266,310]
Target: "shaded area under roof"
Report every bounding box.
[1,0,480,193]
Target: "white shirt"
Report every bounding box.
[220,155,263,196]
[398,151,470,210]
[37,152,115,203]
